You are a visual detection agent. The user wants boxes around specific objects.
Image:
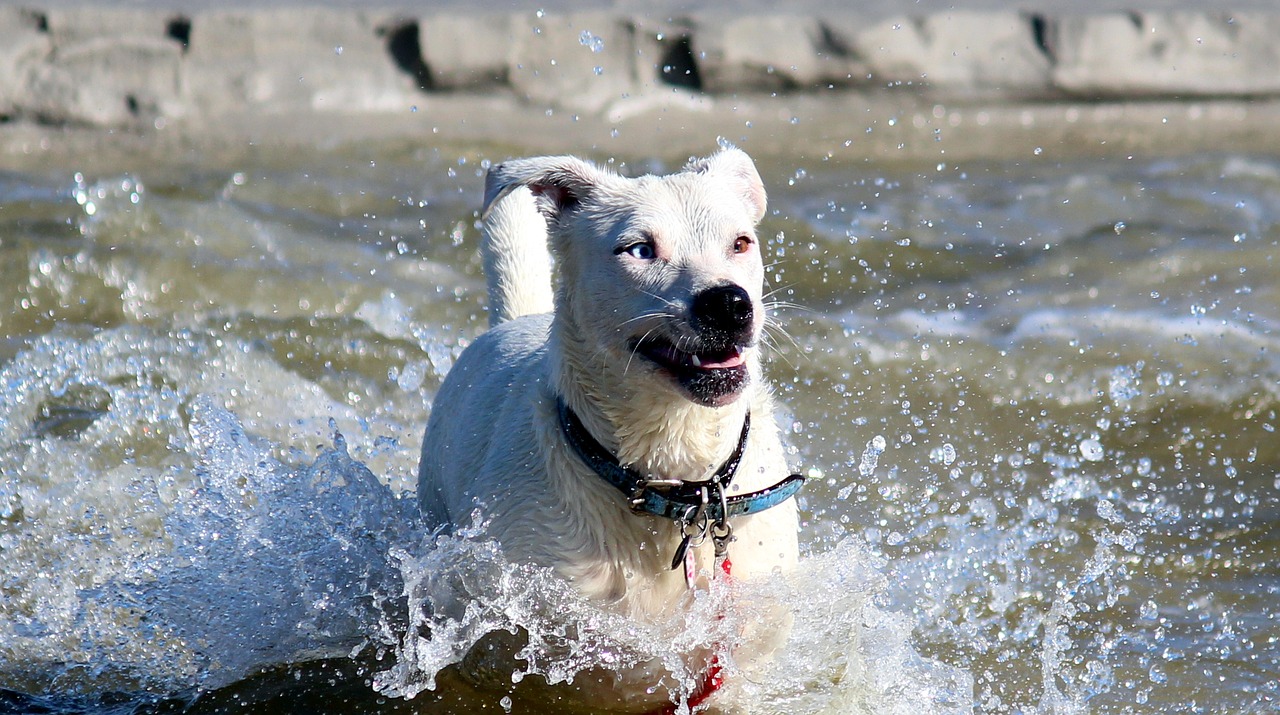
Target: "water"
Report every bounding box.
[0,145,1276,714]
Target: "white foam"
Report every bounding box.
[0,326,967,712]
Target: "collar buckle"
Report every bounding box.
[629,478,685,512]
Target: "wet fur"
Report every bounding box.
[417,148,799,711]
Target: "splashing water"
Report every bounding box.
[0,327,963,714]
[372,524,969,714]
[1,150,1278,713]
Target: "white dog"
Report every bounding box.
[417,148,803,712]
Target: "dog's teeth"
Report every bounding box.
[690,354,702,368]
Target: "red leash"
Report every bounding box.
[652,557,732,715]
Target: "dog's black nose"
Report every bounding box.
[692,284,754,337]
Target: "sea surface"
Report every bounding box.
[0,141,1276,714]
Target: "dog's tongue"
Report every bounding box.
[687,346,744,369]
[640,340,746,371]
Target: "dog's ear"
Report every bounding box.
[685,148,768,223]
[482,156,607,222]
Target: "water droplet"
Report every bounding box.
[1113,221,1126,234]
[931,443,957,466]
[578,30,605,53]
[1079,438,1104,462]
[1096,498,1123,523]
[859,435,887,477]
[1108,365,1141,403]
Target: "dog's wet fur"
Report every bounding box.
[417,148,800,712]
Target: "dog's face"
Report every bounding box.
[572,163,766,408]
[485,149,768,408]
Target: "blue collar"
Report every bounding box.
[556,397,804,566]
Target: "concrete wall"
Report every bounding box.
[0,5,1277,130]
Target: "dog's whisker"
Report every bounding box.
[637,288,683,313]
[762,282,797,301]
[624,327,661,376]
[618,311,674,329]
[615,313,674,376]
[760,328,800,370]
[763,320,804,354]
[760,315,806,361]
[764,300,812,315]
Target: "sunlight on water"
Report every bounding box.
[0,149,1277,713]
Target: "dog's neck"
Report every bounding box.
[550,319,751,483]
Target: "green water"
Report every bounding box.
[0,144,1276,713]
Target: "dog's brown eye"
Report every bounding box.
[733,236,753,254]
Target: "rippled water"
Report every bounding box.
[0,144,1276,714]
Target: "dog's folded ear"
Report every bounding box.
[483,156,610,222]
[684,148,768,224]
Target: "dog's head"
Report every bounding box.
[484,148,769,408]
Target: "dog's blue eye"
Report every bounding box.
[620,243,656,260]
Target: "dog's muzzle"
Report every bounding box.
[632,284,757,407]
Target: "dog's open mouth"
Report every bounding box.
[632,335,750,406]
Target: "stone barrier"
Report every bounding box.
[1,5,1277,130]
